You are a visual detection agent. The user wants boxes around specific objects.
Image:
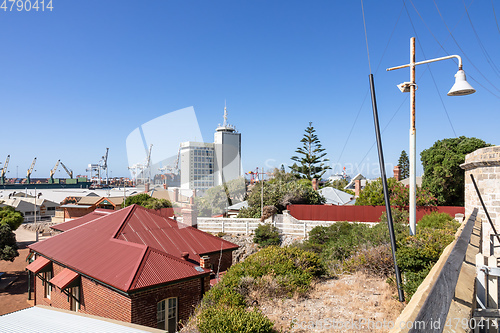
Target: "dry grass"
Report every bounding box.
[258,272,405,332]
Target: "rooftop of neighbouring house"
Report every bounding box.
[29,204,238,293]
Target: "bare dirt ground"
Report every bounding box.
[258,272,405,333]
[0,228,37,316]
[0,247,33,316]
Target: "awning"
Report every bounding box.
[50,268,79,290]
[26,257,51,274]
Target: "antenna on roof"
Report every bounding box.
[223,100,228,127]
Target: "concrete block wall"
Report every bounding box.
[461,146,500,252]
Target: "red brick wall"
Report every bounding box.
[205,250,233,273]
[34,260,210,330]
[34,261,131,322]
[131,276,210,329]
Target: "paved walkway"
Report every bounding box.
[0,228,37,316]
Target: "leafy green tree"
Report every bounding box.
[238,175,325,218]
[0,206,24,231]
[355,178,436,206]
[123,193,172,209]
[195,177,246,217]
[420,136,490,206]
[398,150,410,180]
[290,122,331,180]
[0,224,18,262]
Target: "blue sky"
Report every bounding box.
[0,0,499,180]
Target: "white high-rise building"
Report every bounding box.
[180,105,241,192]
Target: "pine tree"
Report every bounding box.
[290,122,331,180]
[398,150,410,180]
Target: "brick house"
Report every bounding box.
[27,204,238,332]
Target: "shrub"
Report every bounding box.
[418,212,460,231]
[343,245,395,277]
[197,305,276,333]
[396,227,456,299]
[253,224,281,247]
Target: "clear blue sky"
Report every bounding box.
[0,0,498,180]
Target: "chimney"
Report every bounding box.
[181,202,198,228]
[200,256,211,269]
[312,178,318,191]
[354,179,361,197]
[181,252,189,261]
[393,165,401,181]
[174,188,179,203]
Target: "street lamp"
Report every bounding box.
[387,37,475,235]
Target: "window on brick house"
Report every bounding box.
[43,271,52,299]
[157,297,177,332]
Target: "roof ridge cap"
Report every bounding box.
[126,245,149,292]
[112,205,138,239]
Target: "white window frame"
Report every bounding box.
[43,271,52,299]
[157,297,178,332]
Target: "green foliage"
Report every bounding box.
[0,224,19,262]
[0,206,24,231]
[123,193,172,209]
[290,122,331,180]
[197,305,276,333]
[379,207,410,225]
[196,177,246,217]
[253,224,281,247]
[197,246,324,332]
[398,150,410,179]
[355,178,436,207]
[421,136,490,206]
[343,245,394,277]
[238,178,325,218]
[418,212,460,231]
[395,212,460,299]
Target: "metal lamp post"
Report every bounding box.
[387,37,475,235]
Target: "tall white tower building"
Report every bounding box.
[214,105,241,187]
[180,105,241,192]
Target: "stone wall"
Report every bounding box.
[461,145,500,253]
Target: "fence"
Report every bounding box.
[474,238,500,332]
[287,204,465,222]
[193,213,377,237]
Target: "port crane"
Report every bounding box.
[27,157,36,184]
[99,148,109,185]
[60,161,73,178]
[49,160,60,183]
[1,155,9,185]
[144,144,153,184]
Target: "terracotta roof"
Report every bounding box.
[29,205,237,293]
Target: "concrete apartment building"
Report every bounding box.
[180,106,241,192]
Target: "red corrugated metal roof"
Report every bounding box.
[51,209,113,232]
[50,268,79,290]
[115,206,238,262]
[131,248,209,290]
[26,256,51,273]
[29,205,235,293]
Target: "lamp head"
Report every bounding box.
[447,69,476,96]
